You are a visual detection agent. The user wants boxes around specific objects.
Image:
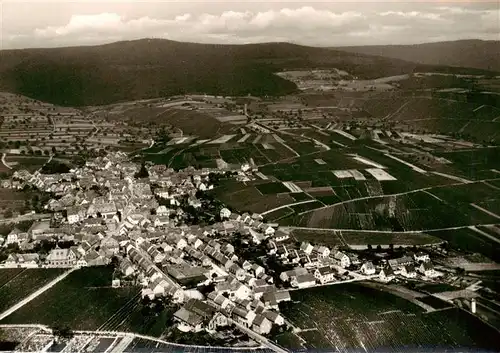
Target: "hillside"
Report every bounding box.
[0,38,484,107]
[337,40,500,72]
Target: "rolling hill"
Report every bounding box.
[337,40,500,73]
[1,38,494,107]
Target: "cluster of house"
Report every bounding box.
[267,237,439,287]
[0,151,441,338]
[384,252,439,279]
[0,152,292,336]
[118,223,290,335]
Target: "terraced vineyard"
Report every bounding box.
[0,268,64,313]
[0,267,140,330]
[279,284,500,352]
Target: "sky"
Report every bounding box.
[1,1,499,49]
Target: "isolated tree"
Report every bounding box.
[135,163,149,179]
[51,326,74,342]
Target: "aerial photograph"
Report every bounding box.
[0,1,499,352]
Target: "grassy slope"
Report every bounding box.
[0,39,488,107]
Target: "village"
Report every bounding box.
[0,150,452,346]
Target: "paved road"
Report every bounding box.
[470,204,500,220]
[468,226,500,245]
[0,267,78,321]
[295,176,500,216]
[1,152,12,170]
[284,223,499,234]
[261,200,317,216]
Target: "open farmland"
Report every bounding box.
[211,182,296,214]
[157,107,236,139]
[0,267,140,330]
[279,284,500,352]
[295,188,499,231]
[340,230,443,248]
[289,228,346,247]
[429,228,500,262]
[0,268,65,314]
[0,268,25,287]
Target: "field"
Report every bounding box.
[256,182,290,195]
[0,267,140,330]
[4,156,50,173]
[428,228,500,262]
[279,284,500,351]
[211,181,296,214]
[295,190,499,231]
[290,228,345,247]
[0,269,65,313]
[340,230,443,247]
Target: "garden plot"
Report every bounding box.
[283,181,303,193]
[167,136,192,145]
[350,155,386,169]
[207,134,236,144]
[261,143,275,150]
[273,134,285,143]
[332,129,357,141]
[365,168,397,181]
[237,134,252,143]
[332,169,366,180]
[214,115,247,123]
[190,139,211,147]
[384,153,427,174]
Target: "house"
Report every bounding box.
[272,229,289,242]
[154,215,170,227]
[361,261,376,275]
[379,266,395,282]
[66,207,82,224]
[5,253,40,267]
[228,264,246,281]
[263,310,285,326]
[188,197,202,208]
[315,246,330,258]
[251,264,265,278]
[300,242,314,255]
[418,261,437,277]
[156,205,170,216]
[334,251,351,268]
[262,291,291,309]
[84,250,107,266]
[401,264,417,278]
[219,208,231,219]
[5,228,29,246]
[46,247,77,267]
[208,312,229,332]
[232,306,256,328]
[252,314,272,335]
[155,188,169,199]
[314,266,336,284]
[388,256,413,270]
[291,273,316,288]
[101,237,120,255]
[414,252,430,263]
[280,268,308,282]
[173,307,204,332]
[120,259,135,277]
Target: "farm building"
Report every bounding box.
[314,266,336,284]
[361,261,376,275]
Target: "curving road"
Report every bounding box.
[1,153,12,170]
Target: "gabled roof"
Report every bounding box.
[174,307,203,326]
